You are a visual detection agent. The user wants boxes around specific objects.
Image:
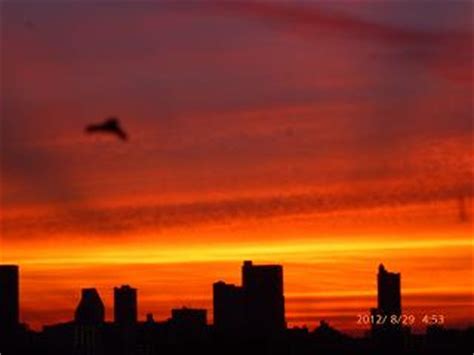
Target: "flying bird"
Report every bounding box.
[85,117,128,141]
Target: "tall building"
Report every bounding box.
[114,285,137,325]
[0,265,19,332]
[377,264,401,317]
[212,261,286,334]
[74,288,105,325]
[371,263,404,350]
[213,281,245,332]
[242,260,286,333]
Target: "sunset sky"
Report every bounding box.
[0,1,472,334]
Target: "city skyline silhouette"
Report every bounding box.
[1,261,472,354]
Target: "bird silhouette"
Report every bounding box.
[85,117,128,141]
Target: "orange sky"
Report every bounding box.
[1,1,472,334]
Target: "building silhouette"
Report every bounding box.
[74,288,105,325]
[242,260,286,333]
[371,264,404,353]
[171,307,207,326]
[213,281,245,332]
[0,264,19,333]
[213,261,286,336]
[169,307,208,341]
[377,264,401,317]
[114,285,137,325]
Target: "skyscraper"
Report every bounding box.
[212,261,286,335]
[242,260,286,333]
[371,264,404,351]
[74,288,105,325]
[0,265,19,333]
[377,264,401,317]
[114,285,137,325]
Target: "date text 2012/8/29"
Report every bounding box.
[357,314,445,326]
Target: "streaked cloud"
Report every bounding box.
[1,0,472,332]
